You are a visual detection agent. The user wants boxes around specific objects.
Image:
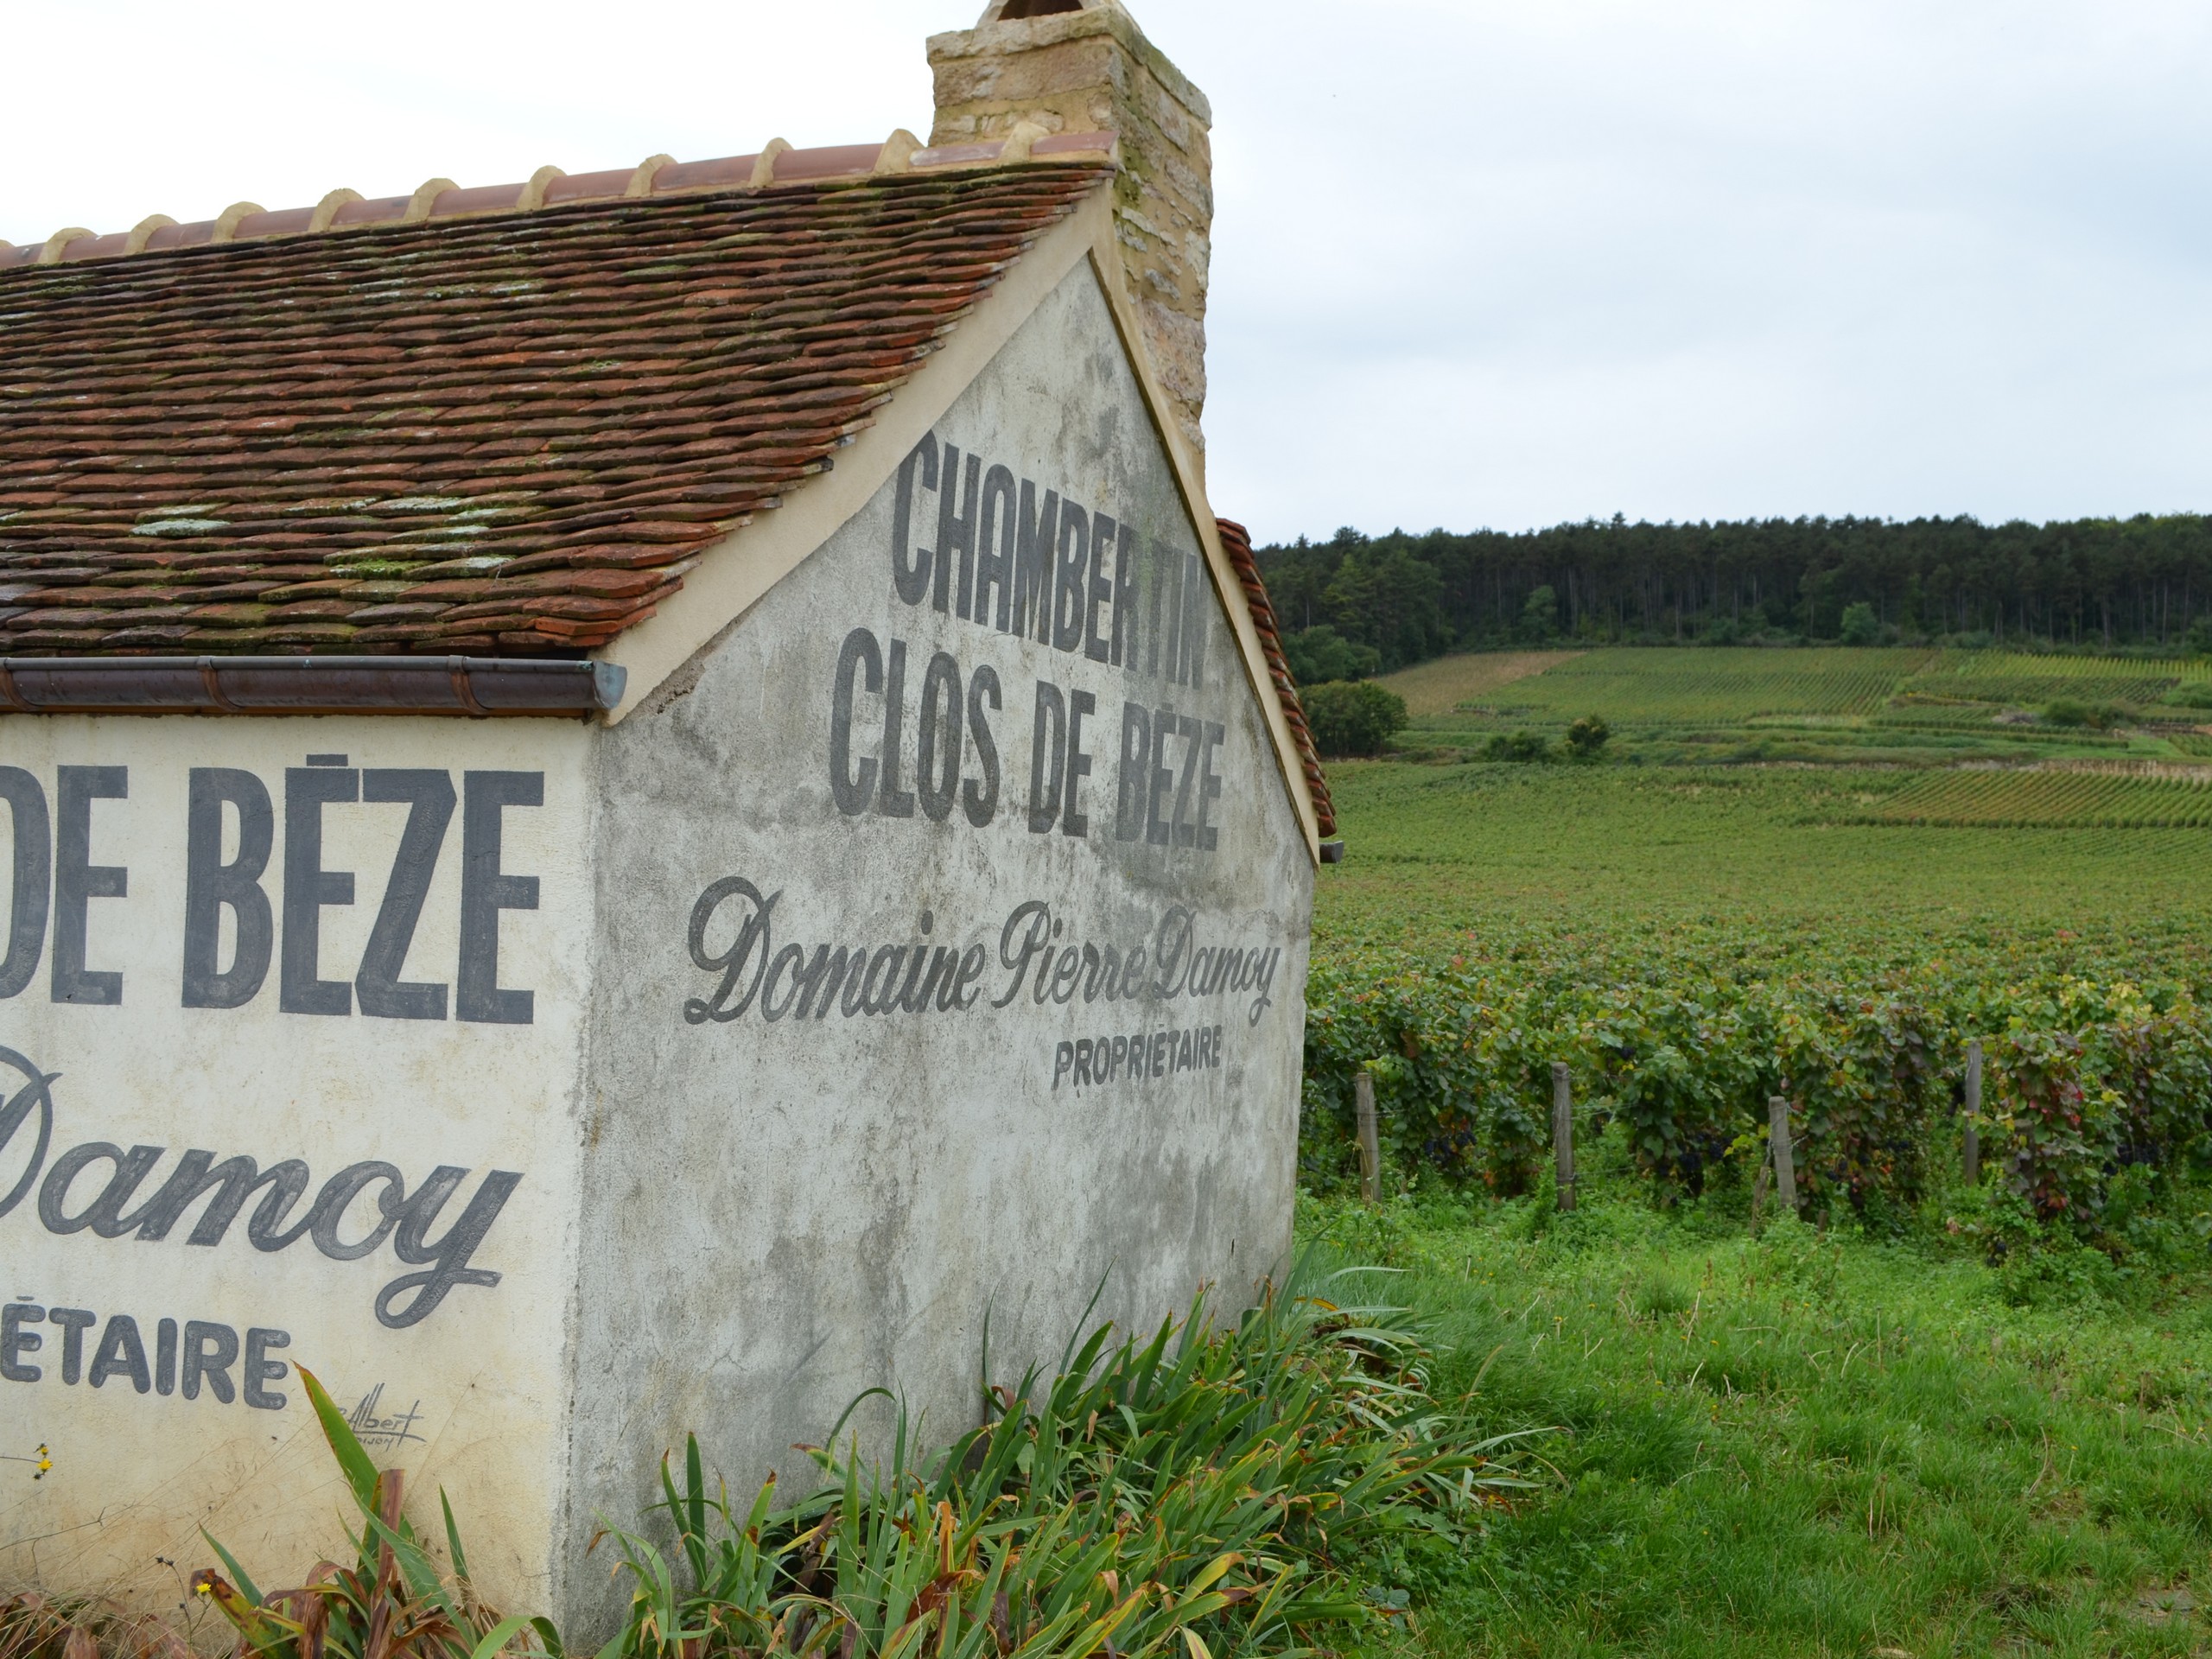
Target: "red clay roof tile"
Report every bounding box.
[1,163,1110,656]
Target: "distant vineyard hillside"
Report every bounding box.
[1472,645,1926,722]
[1837,766,2212,828]
[1258,513,2212,672]
[1380,645,2212,770]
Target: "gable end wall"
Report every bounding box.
[558,261,1310,1630]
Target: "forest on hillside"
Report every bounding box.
[1255,513,2212,681]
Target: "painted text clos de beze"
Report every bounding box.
[681,432,1287,1090]
[828,433,1231,849]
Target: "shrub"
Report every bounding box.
[1483,731,1551,764]
[1282,625,1380,686]
[1304,681,1408,757]
[2042,697,2130,728]
[1564,715,1611,760]
[1301,941,2212,1246]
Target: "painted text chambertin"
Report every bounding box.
[0,162,1320,1631]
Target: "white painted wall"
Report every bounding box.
[0,718,594,1612]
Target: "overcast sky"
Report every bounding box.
[7,0,2209,543]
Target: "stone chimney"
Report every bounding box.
[928,0,1213,467]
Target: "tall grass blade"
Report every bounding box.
[298,1367,380,1513]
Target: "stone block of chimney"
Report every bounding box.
[929,1,1213,466]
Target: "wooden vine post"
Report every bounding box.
[1551,1061,1576,1212]
[1963,1039,1983,1185]
[1355,1070,1382,1205]
[1768,1095,1798,1214]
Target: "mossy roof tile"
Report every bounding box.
[0,164,1109,657]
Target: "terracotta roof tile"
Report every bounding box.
[0,162,1110,655]
[1217,518,1336,839]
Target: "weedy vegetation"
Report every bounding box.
[0,1593,188,1659]
[597,1274,1542,1659]
[130,1280,1542,1659]
[187,1368,558,1659]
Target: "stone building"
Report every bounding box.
[0,0,1337,1630]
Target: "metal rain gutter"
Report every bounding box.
[0,656,626,718]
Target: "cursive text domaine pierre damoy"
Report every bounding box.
[683,882,1283,1030]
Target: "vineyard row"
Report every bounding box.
[1303,946,2212,1237]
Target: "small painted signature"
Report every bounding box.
[346,1386,427,1451]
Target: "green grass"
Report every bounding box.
[1302,1178,2212,1658]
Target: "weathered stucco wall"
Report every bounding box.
[563,260,1308,1624]
[0,718,594,1612]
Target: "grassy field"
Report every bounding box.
[1340,643,2212,943]
[1301,646,2212,1657]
